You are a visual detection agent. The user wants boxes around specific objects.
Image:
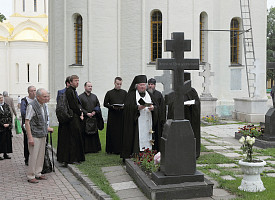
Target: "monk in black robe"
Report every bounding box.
[79,81,102,153]
[104,77,127,154]
[57,75,85,164]
[0,94,13,160]
[167,72,201,159]
[121,75,161,159]
[147,78,166,128]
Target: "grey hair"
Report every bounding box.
[3,91,8,97]
[36,88,47,97]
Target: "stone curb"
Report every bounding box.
[50,146,112,200]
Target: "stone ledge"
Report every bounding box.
[125,159,213,200]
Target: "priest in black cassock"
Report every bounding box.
[167,72,201,159]
[104,77,127,154]
[57,75,85,165]
[147,78,166,128]
[79,81,103,153]
[121,75,161,159]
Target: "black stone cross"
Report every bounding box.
[156,32,199,120]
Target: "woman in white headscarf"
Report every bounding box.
[0,93,13,160]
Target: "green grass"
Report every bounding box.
[197,152,235,164]
[51,125,121,200]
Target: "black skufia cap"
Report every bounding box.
[128,75,147,92]
[148,78,156,85]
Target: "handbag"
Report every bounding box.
[85,117,98,135]
[14,117,22,134]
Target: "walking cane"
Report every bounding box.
[49,131,55,172]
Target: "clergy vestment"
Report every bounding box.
[121,89,160,159]
[0,103,13,155]
[79,92,102,153]
[57,86,85,164]
[104,88,127,154]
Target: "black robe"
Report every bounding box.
[57,86,85,163]
[79,92,102,153]
[0,103,13,154]
[167,88,201,158]
[104,88,127,154]
[120,91,160,159]
[149,89,166,128]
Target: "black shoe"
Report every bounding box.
[4,154,11,159]
[25,161,28,166]
[0,157,3,160]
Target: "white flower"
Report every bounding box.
[247,137,255,145]
[239,136,245,144]
[246,136,251,141]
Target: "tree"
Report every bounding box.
[0,13,6,22]
[267,7,275,62]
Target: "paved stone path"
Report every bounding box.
[0,131,96,200]
[102,123,275,200]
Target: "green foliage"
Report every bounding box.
[132,148,160,173]
[0,13,6,22]
[267,7,275,62]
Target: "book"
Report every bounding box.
[138,98,153,107]
[112,104,124,108]
[184,99,195,105]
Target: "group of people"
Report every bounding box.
[56,73,200,165]
[0,72,200,184]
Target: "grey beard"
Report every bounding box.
[147,88,154,94]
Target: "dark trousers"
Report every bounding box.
[23,128,29,163]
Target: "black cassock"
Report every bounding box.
[149,89,166,128]
[167,88,201,159]
[120,91,161,159]
[57,86,85,164]
[79,92,102,153]
[104,88,127,154]
[0,103,13,154]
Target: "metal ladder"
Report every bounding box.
[240,0,256,98]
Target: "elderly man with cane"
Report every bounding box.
[25,88,54,183]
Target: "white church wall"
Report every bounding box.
[8,41,48,98]
[0,42,9,93]
[14,0,48,17]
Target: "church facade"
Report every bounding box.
[49,0,267,118]
[0,0,48,98]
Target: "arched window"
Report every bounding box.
[23,0,25,12]
[34,0,37,12]
[230,18,240,64]
[16,63,19,82]
[200,12,208,63]
[74,15,83,65]
[151,10,162,62]
[38,64,41,82]
[27,64,30,83]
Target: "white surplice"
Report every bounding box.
[136,90,153,151]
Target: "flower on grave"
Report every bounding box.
[132,148,160,173]
[238,124,263,138]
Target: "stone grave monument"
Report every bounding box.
[125,32,213,199]
[199,62,217,117]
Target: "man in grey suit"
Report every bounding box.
[3,91,17,119]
